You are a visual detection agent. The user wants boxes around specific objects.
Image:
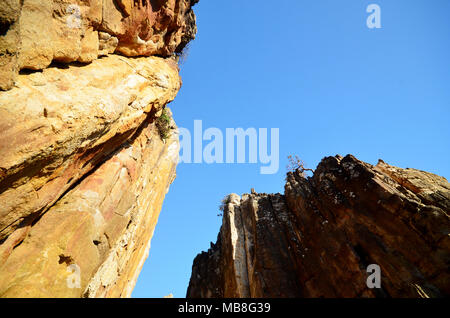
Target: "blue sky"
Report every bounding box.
[132,0,450,297]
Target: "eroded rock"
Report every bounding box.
[0,0,21,90]
[0,0,198,90]
[0,113,179,297]
[187,155,450,298]
[0,54,181,297]
[0,54,180,243]
[0,0,198,298]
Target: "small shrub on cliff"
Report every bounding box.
[156,108,172,141]
[218,194,232,217]
[175,43,190,65]
[286,155,314,176]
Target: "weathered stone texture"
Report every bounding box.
[0,0,21,90]
[187,155,450,298]
[0,54,181,297]
[0,0,198,298]
[0,0,198,90]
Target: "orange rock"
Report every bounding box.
[0,0,195,298]
[0,117,179,297]
[0,54,181,297]
[0,0,197,90]
[0,54,180,243]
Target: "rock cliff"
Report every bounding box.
[0,0,197,297]
[187,155,450,298]
[0,0,197,91]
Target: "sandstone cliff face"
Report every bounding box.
[0,0,197,297]
[0,0,197,90]
[187,155,450,298]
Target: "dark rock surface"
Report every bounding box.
[187,155,450,298]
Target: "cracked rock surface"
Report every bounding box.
[0,53,181,297]
[187,155,450,298]
[0,0,198,297]
[0,0,198,90]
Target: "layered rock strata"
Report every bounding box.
[0,0,198,297]
[0,54,180,297]
[0,0,198,90]
[187,155,450,298]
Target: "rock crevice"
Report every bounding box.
[0,0,198,90]
[0,0,198,297]
[187,155,450,298]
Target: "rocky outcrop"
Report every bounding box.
[0,0,21,90]
[187,155,450,298]
[0,0,198,90]
[0,0,197,297]
[0,54,180,298]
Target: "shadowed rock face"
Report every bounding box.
[187,155,450,298]
[0,0,198,90]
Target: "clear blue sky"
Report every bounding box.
[132,0,450,297]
